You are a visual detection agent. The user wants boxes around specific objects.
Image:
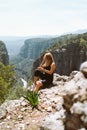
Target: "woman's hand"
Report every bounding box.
[37,67,44,71]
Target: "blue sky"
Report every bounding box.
[0,0,87,36]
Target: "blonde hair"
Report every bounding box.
[45,52,54,65]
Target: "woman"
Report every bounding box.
[33,52,56,91]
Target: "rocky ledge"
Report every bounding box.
[0,61,87,130]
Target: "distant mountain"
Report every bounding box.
[72,29,87,34]
[0,36,27,57]
[1,30,85,57]
[5,40,25,56]
[64,29,87,35]
[0,36,55,58]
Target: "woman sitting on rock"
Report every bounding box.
[33,52,56,91]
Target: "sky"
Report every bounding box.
[0,0,87,36]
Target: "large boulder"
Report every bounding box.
[80,61,87,78]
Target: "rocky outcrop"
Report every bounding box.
[33,43,87,76]
[0,41,9,65]
[80,61,87,78]
[0,61,87,130]
[39,70,87,130]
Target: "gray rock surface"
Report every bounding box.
[0,61,87,130]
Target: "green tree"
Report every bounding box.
[0,62,16,104]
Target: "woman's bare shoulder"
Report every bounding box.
[51,62,56,66]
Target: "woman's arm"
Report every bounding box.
[38,62,56,74]
[43,62,56,74]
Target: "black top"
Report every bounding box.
[43,65,53,83]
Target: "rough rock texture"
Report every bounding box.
[0,41,9,65]
[19,38,55,60]
[33,43,87,76]
[0,62,87,130]
[80,61,87,78]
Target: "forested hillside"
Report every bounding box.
[10,33,87,81]
[0,40,9,65]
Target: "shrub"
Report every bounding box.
[23,90,38,107]
[0,62,16,104]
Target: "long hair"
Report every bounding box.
[45,52,54,65]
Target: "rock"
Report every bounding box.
[71,102,87,115]
[80,61,87,78]
[16,123,25,130]
[0,68,87,130]
[0,107,7,119]
[40,111,65,130]
[21,100,28,107]
[46,106,52,112]
[18,115,23,121]
[6,115,11,120]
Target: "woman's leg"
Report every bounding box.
[33,69,44,86]
[33,69,40,85]
[33,80,43,91]
[34,76,39,85]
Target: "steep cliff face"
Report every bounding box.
[0,41,9,65]
[11,33,87,79]
[33,43,87,76]
[19,38,56,59]
[53,43,87,75]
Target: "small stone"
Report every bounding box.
[51,103,56,109]
[18,115,23,121]
[26,121,30,125]
[6,125,11,129]
[0,108,7,119]
[7,115,11,120]
[21,108,27,112]
[46,106,52,112]
[18,123,25,130]
[32,119,36,122]
[56,104,62,111]
[21,101,28,107]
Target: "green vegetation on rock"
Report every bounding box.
[23,90,38,107]
[0,62,16,104]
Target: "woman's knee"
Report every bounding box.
[34,81,43,91]
[36,80,43,86]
